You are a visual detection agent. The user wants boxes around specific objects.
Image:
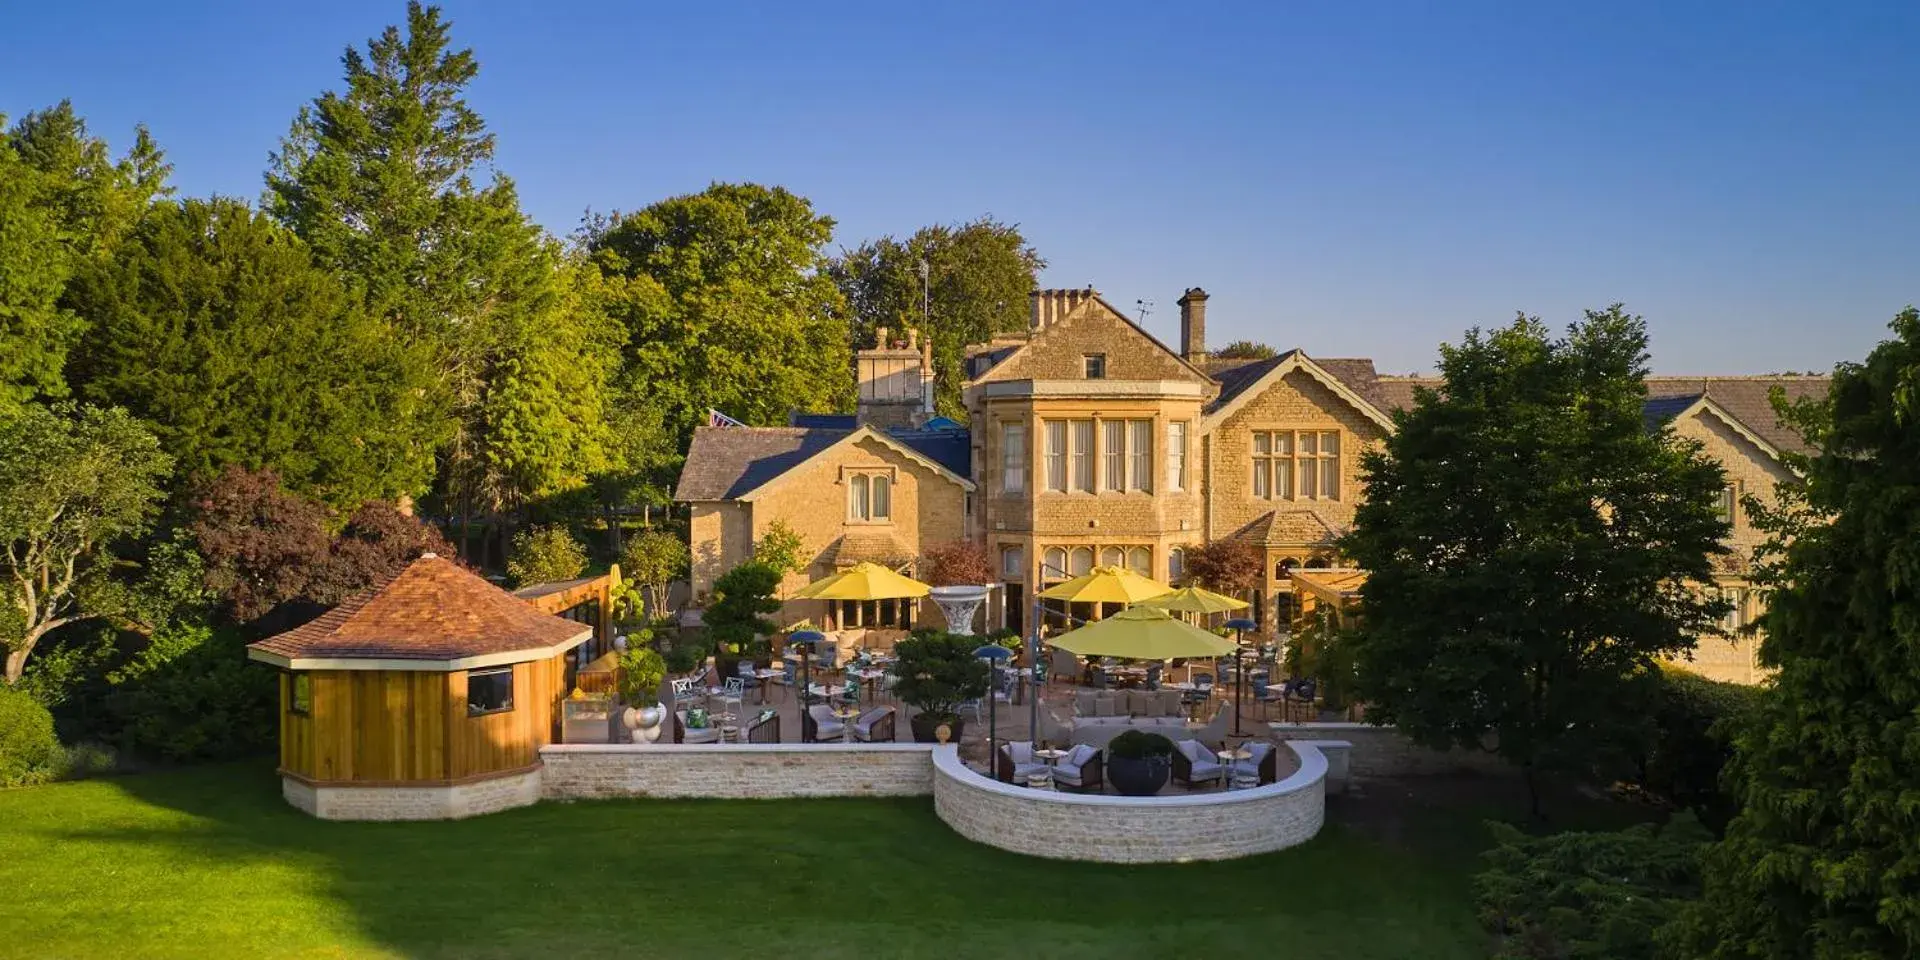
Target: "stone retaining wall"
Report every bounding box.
[1269,723,1511,779]
[930,742,1340,863]
[539,743,937,800]
[282,768,544,821]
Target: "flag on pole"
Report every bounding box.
[708,409,745,428]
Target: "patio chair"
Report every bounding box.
[1050,648,1080,686]
[1144,663,1162,690]
[774,659,798,699]
[670,676,702,708]
[1191,702,1231,749]
[1181,673,1214,714]
[852,706,896,743]
[1171,738,1227,787]
[994,741,1049,784]
[744,710,781,743]
[1052,744,1104,793]
[1252,677,1286,721]
[1231,741,1278,785]
[803,703,847,743]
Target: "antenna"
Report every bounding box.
[1136,298,1154,323]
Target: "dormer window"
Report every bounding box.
[1083,354,1107,379]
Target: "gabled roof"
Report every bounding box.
[1644,377,1826,455]
[247,555,591,669]
[1644,393,1788,462]
[966,291,1216,387]
[1228,509,1341,548]
[675,424,974,503]
[1199,350,1397,432]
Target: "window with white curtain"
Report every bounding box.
[1167,422,1187,491]
[1102,421,1125,491]
[870,474,891,520]
[1126,547,1150,575]
[1128,420,1151,492]
[1002,423,1026,494]
[1070,420,1094,492]
[1044,421,1066,492]
[1252,430,1338,500]
[1068,547,1094,576]
[848,474,870,520]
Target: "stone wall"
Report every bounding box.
[1268,723,1512,779]
[283,767,544,821]
[931,742,1337,863]
[539,743,937,800]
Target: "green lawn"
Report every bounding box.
[0,762,1515,959]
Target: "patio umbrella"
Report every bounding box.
[1047,606,1235,660]
[793,562,930,600]
[1136,585,1250,616]
[1035,565,1173,605]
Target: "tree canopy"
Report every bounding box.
[0,103,170,409]
[586,182,854,445]
[1670,308,1920,957]
[1340,306,1731,813]
[1,404,171,684]
[830,217,1045,417]
[1212,340,1278,361]
[66,197,442,508]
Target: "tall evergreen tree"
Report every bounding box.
[1340,307,1731,815]
[830,217,1044,418]
[586,182,854,444]
[1669,308,1920,958]
[65,197,443,508]
[266,3,618,537]
[0,102,170,409]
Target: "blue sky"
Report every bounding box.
[6,2,1915,374]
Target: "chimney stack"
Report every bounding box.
[1177,287,1209,362]
[1029,288,1096,330]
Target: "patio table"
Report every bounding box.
[832,704,862,744]
[753,668,781,704]
[1217,747,1252,789]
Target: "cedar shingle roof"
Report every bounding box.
[248,555,590,664]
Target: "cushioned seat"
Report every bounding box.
[1173,738,1226,786]
[807,704,847,741]
[1052,744,1100,787]
[676,711,721,744]
[995,741,1050,783]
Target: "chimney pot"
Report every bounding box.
[1177,287,1209,363]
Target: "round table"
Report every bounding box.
[1217,747,1253,789]
[832,705,862,744]
[753,669,782,704]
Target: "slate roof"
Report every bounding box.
[1642,393,1705,433]
[789,413,857,429]
[1228,510,1342,547]
[675,425,972,502]
[248,555,590,663]
[817,532,916,567]
[1643,377,1827,454]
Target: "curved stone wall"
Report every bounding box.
[931,742,1333,863]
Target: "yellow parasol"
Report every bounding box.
[792,562,930,601]
[1047,606,1236,660]
[1136,584,1250,615]
[1036,565,1173,605]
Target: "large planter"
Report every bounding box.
[622,704,666,745]
[928,585,990,636]
[909,711,966,745]
[1108,755,1171,796]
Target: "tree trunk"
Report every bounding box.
[5,647,28,686]
[1522,760,1544,822]
[605,501,623,558]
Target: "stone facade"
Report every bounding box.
[931,742,1336,863]
[540,743,937,799]
[282,767,545,821]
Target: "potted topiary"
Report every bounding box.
[888,629,990,743]
[706,561,781,681]
[1107,729,1176,796]
[618,646,668,744]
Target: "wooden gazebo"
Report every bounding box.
[246,553,591,820]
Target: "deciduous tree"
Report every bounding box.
[505,525,588,587]
[1340,307,1730,815]
[1212,340,1278,361]
[1,404,171,684]
[620,530,687,617]
[1181,539,1263,594]
[830,217,1045,417]
[1669,308,1920,957]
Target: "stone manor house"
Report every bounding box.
[676,287,1826,684]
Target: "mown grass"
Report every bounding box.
[0,761,1511,959]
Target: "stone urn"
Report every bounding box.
[623,703,667,744]
[929,585,990,636]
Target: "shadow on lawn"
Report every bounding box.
[50,761,1532,960]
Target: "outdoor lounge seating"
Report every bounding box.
[1051,743,1104,792]
[802,703,847,742]
[1171,738,1227,787]
[1231,741,1278,785]
[674,709,722,745]
[743,710,781,743]
[851,705,896,742]
[994,741,1051,785]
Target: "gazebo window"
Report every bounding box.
[288,673,312,715]
[467,668,515,717]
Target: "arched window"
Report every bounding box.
[1168,547,1186,582]
[1043,547,1069,581]
[1307,554,1332,569]
[1068,547,1094,576]
[1126,547,1150,575]
[870,474,892,520]
[848,475,870,521]
[1100,546,1125,569]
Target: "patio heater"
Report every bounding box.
[973,644,1011,770]
[1224,618,1258,737]
[790,630,826,732]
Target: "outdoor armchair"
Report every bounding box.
[994,741,1050,784]
[803,703,846,743]
[1232,741,1278,785]
[1170,738,1226,787]
[852,706,896,743]
[674,710,722,745]
[1051,744,1104,793]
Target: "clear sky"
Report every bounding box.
[6,1,1915,375]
